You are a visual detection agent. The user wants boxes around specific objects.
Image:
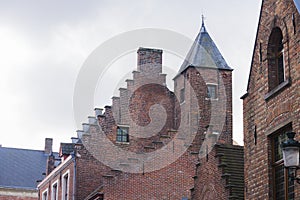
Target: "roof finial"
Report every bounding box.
[201,14,206,32]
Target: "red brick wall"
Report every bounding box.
[192,148,228,200]
[77,48,233,199]
[38,159,74,200]
[243,0,300,199]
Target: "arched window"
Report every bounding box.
[267,27,285,91]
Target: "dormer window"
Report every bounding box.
[267,27,285,92]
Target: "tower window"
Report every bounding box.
[207,84,217,99]
[180,88,185,103]
[117,126,129,143]
[267,27,285,92]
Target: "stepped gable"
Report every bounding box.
[191,144,244,200]
[177,19,232,77]
[216,144,244,200]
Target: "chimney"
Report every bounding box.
[137,47,162,74]
[46,153,55,175]
[44,138,53,154]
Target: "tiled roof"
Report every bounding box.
[177,21,232,76]
[0,147,59,189]
[216,144,244,200]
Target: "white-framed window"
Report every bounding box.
[206,84,218,99]
[51,180,59,200]
[42,188,48,200]
[62,170,70,200]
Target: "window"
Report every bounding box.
[267,27,285,92]
[270,124,294,200]
[62,170,69,200]
[117,126,129,142]
[51,181,58,200]
[207,84,217,99]
[42,189,48,200]
[180,88,185,103]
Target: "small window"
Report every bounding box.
[42,189,48,200]
[180,88,185,103]
[117,126,129,142]
[62,171,69,200]
[270,124,294,199]
[51,181,58,200]
[207,84,217,99]
[267,27,285,92]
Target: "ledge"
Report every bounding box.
[264,79,290,101]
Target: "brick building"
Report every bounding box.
[0,138,60,200]
[38,21,244,200]
[242,0,300,199]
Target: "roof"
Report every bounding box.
[177,20,232,76]
[294,0,300,13]
[0,147,59,189]
[60,143,75,155]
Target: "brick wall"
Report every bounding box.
[38,158,74,200]
[242,0,300,199]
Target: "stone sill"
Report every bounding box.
[264,79,290,101]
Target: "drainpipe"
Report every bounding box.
[71,152,76,200]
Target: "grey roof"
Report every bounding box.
[0,147,59,189]
[60,143,75,155]
[294,0,300,13]
[177,21,232,75]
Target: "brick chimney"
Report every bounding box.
[46,153,55,175]
[137,47,162,74]
[44,138,53,155]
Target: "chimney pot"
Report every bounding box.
[44,138,53,154]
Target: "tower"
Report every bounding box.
[173,18,233,150]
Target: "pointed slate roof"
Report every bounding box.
[177,19,232,76]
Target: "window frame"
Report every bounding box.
[62,170,70,200]
[267,27,286,92]
[206,83,218,100]
[42,188,48,200]
[180,88,185,103]
[51,179,59,200]
[270,124,294,200]
[116,125,129,143]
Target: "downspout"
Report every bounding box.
[71,152,76,200]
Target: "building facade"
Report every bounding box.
[38,21,243,200]
[242,0,300,199]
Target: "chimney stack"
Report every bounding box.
[137,47,162,74]
[44,138,53,154]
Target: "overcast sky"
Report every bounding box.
[0,0,261,151]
